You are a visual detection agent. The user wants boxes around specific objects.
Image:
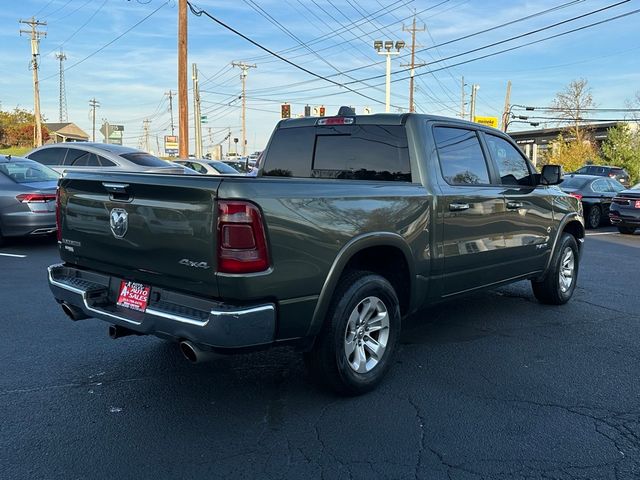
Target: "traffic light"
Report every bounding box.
[281,103,291,119]
[304,105,311,117]
[319,106,326,117]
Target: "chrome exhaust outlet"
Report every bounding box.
[179,340,219,364]
[61,302,89,321]
[108,324,139,339]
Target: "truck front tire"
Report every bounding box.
[531,233,579,305]
[305,271,400,395]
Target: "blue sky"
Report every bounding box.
[2,0,639,154]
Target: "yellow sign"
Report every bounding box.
[474,116,498,128]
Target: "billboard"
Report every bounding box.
[164,135,178,156]
[474,116,498,128]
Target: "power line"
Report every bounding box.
[187,1,399,109]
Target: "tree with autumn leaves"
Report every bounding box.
[0,108,49,148]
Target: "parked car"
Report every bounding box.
[573,165,630,186]
[174,159,240,175]
[26,143,187,174]
[609,182,640,234]
[0,155,59,245]
[48,110,583,395]
[559,174,625,229]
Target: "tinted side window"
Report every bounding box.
[64,148,89,165]
[72,152,101,167]
[434,127,490,185]
[120,153,167,167]
[97,156,116,167]
[28,148,67,166]
[312,125,410,181]
[484,134,532,186]
[263,127,315,177]
[591,179,609,193]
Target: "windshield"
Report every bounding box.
[120,152,169,167]
[0,160,59,183]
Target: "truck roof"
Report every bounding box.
[277,112,496,131]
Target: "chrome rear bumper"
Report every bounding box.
[47,264,276,349]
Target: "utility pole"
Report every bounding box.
[192,63,203,158]
[19,17,47,147]
[401,13,425,113]
[142,119,151,153]
[469,84,479,122]
[460,76,466,120]
[55,51,68,122]
[231,61,256,156]
[501,80,512,132]
[178,0,188,158]
[89,98,100,142]
[165,90,175,136]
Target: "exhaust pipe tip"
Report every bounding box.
[179,340,218,364]
[179,340,199,363]
[61,302,89,321]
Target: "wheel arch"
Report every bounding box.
[542,213,585,276]
[306,233,416,337]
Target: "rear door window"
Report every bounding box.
[28,148,67,166]
[433,127,490,185]
[64,148,89,165]
[71,152,101,167]
[120,153,167,167]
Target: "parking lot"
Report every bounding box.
[1,228,639,480]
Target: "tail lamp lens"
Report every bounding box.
[217,200,269,273]
[56,188,62,241]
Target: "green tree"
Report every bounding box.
[544,133,601,173]
[601,124,640,183]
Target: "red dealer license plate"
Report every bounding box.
[635,200,640,209]
[116,281,151,312]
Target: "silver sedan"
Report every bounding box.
[0,156,60,245]
[26,142,188,174]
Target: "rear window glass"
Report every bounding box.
[0,161,59,183]
[120,153,168,167]
[27,148,67,166]
[263,125,411,181]
[560,176,590,189]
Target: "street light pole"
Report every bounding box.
[374,40,405,113]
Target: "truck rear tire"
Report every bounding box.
[531,233,579,305]
[304,271,400,396]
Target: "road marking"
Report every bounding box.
[0,253,27,258]
[585,232,619,236]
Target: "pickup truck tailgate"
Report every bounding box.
[58,172,222,297]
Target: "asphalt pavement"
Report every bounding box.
[1,228,639,479]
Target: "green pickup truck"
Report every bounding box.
[48,112,584,395]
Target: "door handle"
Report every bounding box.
[449,203,470,211]
[506,201,524,210]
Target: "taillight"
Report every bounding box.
[217,200,269,273]
[569,193,583,201]
[16,193,56,203]
[316,117,354,126]
[55,188,62,241]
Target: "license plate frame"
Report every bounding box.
[635,200,640,209]
[116,280,151,312]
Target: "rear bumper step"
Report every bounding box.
[47,264,276,349]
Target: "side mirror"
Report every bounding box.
[540,165,563,185]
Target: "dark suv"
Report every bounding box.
[574,165,630,186]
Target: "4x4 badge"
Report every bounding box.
[110,208,128,239]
